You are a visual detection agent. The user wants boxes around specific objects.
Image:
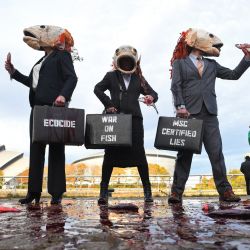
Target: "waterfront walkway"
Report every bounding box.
[1,197,250,249]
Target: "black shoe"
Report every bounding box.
[98,185,108,205]
[168,192,182,204]
[19,192,41,204]
[51,194,63,205]
[143,185,154,203]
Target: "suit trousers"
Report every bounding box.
[28,109,66,195]
[171,105,232,195]
[244,177,250,195]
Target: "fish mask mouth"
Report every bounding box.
[185,28,224,57]
[23,30,37,39]
[117,54,137,74]
[113,45,139,74]
[213,43,223,52]
[23,29,44,50]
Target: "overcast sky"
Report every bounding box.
[0,0,250,174]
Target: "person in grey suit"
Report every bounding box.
[169,28,250,203]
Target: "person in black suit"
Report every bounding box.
[94,45,158,205]
[240,154,250,195]
[5,46,77,204]
[169,28,250,203]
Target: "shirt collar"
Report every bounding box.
[189,53,203,61]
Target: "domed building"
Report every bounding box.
[72,149,176,175]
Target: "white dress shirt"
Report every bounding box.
[122,74,131,89]
[32,56,48,90]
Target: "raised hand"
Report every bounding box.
[5,52,15,76]
[235,44,250,59]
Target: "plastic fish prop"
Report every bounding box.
[108,203,139,212]
[208,209,250,219]
[0,206,21,213]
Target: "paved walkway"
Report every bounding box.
[0,197,250,249]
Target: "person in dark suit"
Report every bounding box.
[94,45,158,205]
[169,28,250,203]
[5,46,77,204]
[240,154,250,195]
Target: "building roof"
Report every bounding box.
[72,149,176,165]
[0,145,29,177]
[72,149,177,175]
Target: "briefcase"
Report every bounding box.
[85,114,132,149]
[154,116,204,154]
[32,105,85,145]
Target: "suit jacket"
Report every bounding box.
[94,70,158,118]
[12,50,77,107]
[241,159,250,178]
[171,56,250,115]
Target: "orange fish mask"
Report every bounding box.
[23,25,74,52]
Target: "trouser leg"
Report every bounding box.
[245,177,250,195]
[137,162,151,187]
[171,150,193,195]
[28,109,46,193]
[202,115,232,195]
[47,143,65,195]
[100,159,113,187]
[98,159,113,204]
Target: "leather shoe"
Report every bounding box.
[143,185,154,203]
[51,194,63,205]
[219,189,241,202]
[168,192,182,204]
[19,192,41,204]
[98,185,108,205]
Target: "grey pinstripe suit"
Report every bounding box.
[170,56,250,195]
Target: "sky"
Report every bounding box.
[0,0,250,174]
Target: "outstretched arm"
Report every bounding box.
[216,49,250,80]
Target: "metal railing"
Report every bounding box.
[0,174,247,196]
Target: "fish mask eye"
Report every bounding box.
[131,48,137,55]
[115,48,120,55]
[40,25,46,29]
[209,33,214,38]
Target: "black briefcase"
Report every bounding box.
[154,116,204,154]
[85,114,132,149]
[32,105,85,145]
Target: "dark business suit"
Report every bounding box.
[171,56,250,195]
[94,70,158,186]
[12,49,77,195]
[240,158,250,195]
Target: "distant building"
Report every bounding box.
[72,149,176,175]
[0,145,29,186]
